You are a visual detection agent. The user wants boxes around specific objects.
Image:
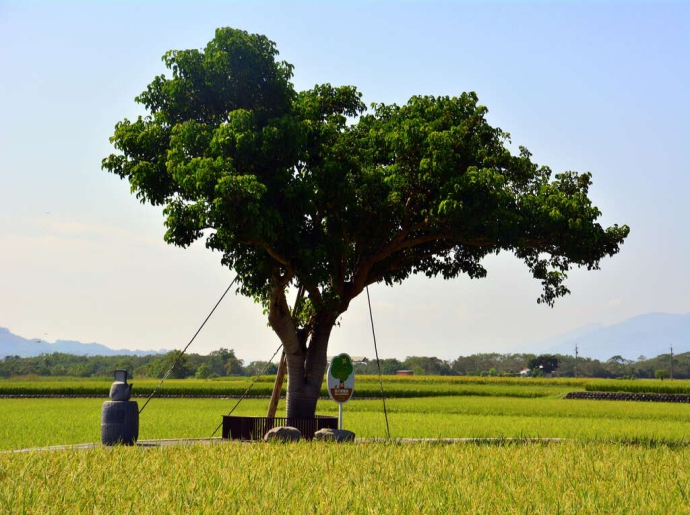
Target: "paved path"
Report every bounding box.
[3,438,235,453]
[3,437,568,454]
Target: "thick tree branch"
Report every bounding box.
[267,273,304,355]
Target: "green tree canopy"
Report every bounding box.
[655,369,670,381]
[103,27,629,418]
[195,362,212,379]
[527,355,560,375]
[157,350,193,379]
[403,356,455,376]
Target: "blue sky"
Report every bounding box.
[1,1,688,361]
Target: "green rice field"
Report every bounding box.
[2,376,690,450]
[2,377,690,513]
[2,395,690,451]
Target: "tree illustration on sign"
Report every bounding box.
[330,355,353,388]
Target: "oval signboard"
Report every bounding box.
[327,353,355,404]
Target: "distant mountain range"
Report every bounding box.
[0,327,166,358]
[525,312,690,361]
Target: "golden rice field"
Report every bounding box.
[2,441,690,514]
[2,377,690,513]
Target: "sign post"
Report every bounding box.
[327,353,355,429]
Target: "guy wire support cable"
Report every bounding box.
[209,341,284,438]
[138,276,238,415]
[366,285,391,439]
[210,282,304,437]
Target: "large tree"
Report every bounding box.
[103,28,629,419]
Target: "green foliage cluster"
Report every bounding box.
[4,350,689,380]
[527,354,560,376]
[655,369,670,381]
[103,27,628,309]
[632,352,690,379]
[356,356,458,376]
[0,353,160,379]
[0,348,247,380]
[451,352,690,379]
[99,26,629,418]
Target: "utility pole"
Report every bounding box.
[670,343,674,381]
[574,343,579,378]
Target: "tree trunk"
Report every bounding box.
[267,281,339,420]
[284,317,334,420]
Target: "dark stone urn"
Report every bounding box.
[101,370,139,445]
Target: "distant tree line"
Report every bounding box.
[1,349,688,380]
[0,348,252,380]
